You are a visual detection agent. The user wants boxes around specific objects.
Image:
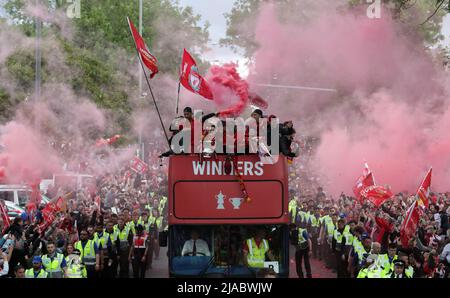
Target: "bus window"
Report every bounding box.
[0,191,14,203]
[170,226,213,276]
[170,225,289,277]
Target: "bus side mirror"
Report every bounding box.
[159,231,168,247]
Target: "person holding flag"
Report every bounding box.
[400,168,433,248]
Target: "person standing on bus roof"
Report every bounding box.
[243,228,275,268]
[181,230,211,256]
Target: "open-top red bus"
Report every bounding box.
[165,154,289,277]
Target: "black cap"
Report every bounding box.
[184,107,193,113]
[252,109,263,117]
[393,260,405,267]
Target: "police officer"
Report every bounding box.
[75,229,100,278]
[129,225,149,278]
[103,221,119,278]
[294,223,312,278]
[25,256,48,278]
[357,254,383,278]
[377,243,398,276]
[115,217,133,278]
[66,249,87,278]
[389,259,409,278]
[332,219,347,278]
[42,241,67,278]
[243,228,275,269]
[309,207,321,259]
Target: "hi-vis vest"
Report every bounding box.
[377,254,398,274]
[324,216,335,236]
[42,253,65,278]
[343,225,353,245]
[115,226,131,250]
[133,235,148,249]
[357,265,383,278]
[355,246,371,267]
[127,220,140,235]
[333,229,345,252]
[67,263,87,278]
[137,217,150,231]
[310,215,320,228]
[150,216,163,232]
[289,200,297,223]
[93,231,109,250]
[74,240,96,266]
[25,268,48,278]
[298,228,308,250]
[159,196,167,214]
[246,238,269,268]
[405,266,414,278]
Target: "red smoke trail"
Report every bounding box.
[208,64,250,118]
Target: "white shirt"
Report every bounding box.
[440,243,450,263]
[0,261,9,277]
[181,239,211,256]
[434,213,441,225]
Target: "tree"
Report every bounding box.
[0,0,210,132]
[222,0,449,59]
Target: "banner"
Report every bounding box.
[360,185,393,207]
[400,201,422,247]
[130,156,148,175]
[0,200,10,233]
[180,49,214,100]
[416,168,432,209]
[353,163,375,202]
[127,17,159,78]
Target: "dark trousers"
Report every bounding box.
[86,266,96,278]
[335,252,349,278]
[132,249,147,278]
[119,249,130,278]
[103,257,118,278]
[295,248,312,278]
[310,234,318,258]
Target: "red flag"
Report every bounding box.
[400,201,422,247]
[416,168,432,209]
[180,49,214,100]
[360,185,393,207]
[0,200,10,233]
[248,92,269,109]
[96,134,121,148]
[130,156,148,175]
[127,17,159,78]
[353,163,375,201]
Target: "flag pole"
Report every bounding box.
[127,17,171,149]
[176,80,181,115]
[175,49,184,115]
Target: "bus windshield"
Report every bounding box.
[169,224,289,277]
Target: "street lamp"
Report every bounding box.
[138,0,144,160]
[35,0,42,102]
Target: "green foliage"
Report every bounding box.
[62,40,131,113]
[1,0,210,135]
[5,50,45,90]
[223,0,449,59]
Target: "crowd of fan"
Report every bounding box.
[289,186,450,278]
[0,149,169,278]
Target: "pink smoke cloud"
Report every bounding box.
[245,3,450,196]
